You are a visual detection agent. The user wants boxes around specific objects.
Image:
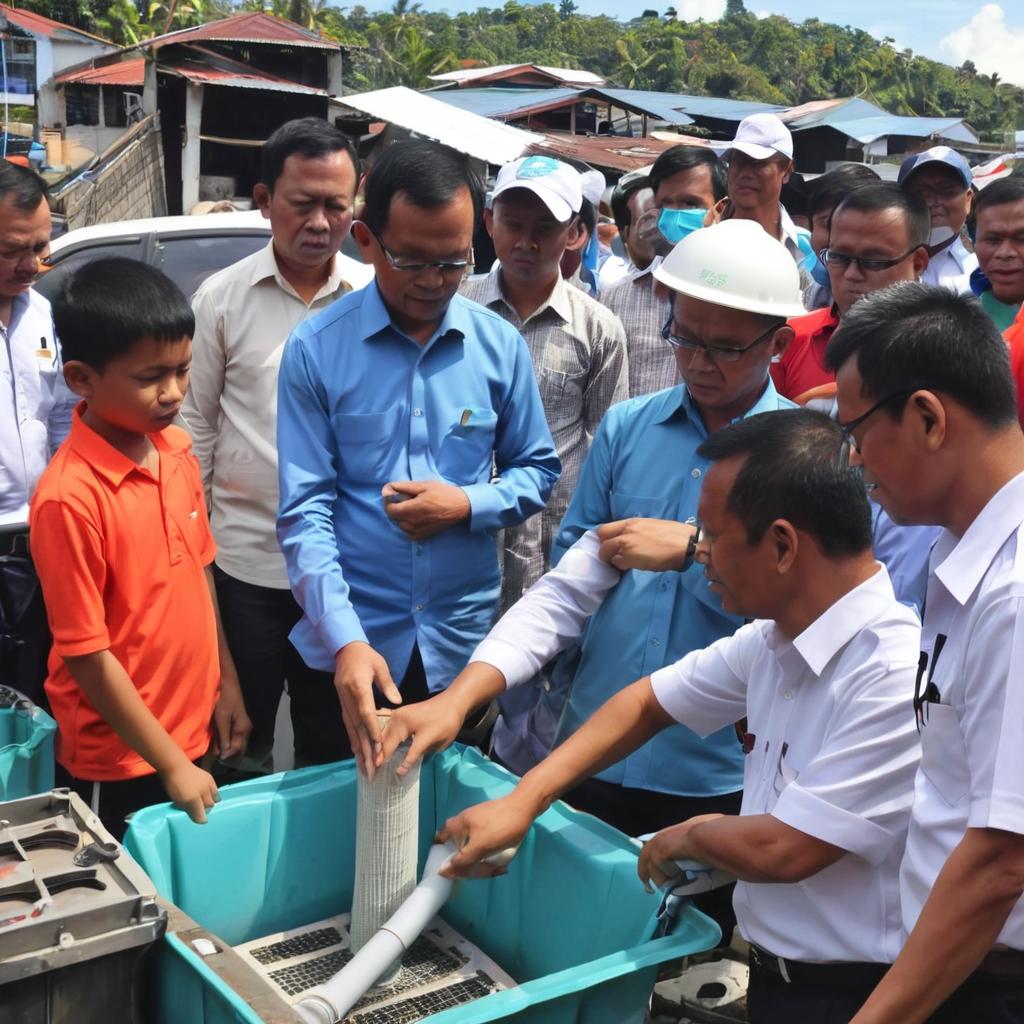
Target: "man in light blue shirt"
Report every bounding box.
[277,140,559,776]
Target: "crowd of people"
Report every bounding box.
[2,109,1024,1024]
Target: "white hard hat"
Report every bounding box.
[653,219,806,318]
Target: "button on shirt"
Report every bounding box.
[459,268,628,611]
[652,566,921,964]
[601,257,680,398]
[180,243,355,589]
[491,380,795,791]
[901,471,1024,949]
[922,235,977,294]
[276,283,560,690]
[0,288,75,525]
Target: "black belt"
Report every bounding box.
[749,943,890,989]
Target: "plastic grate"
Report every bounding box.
[346,973,499,1024]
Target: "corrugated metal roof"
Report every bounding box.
[161,47,327,94]
[139,12,336,50]
[430,63,604,87]
[56,56,145,86]
[534,131,707,172]
[785,96,977,144]
[0,2,113,44]
[581,88,694,125]
[336,85,542,164]
[429,87,583,120]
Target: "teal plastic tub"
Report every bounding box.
[0,689,56,799]
[125,746,720,1024]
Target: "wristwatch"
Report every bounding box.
[680,525,704,572]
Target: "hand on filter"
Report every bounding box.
[380,694,465,777]
[211,674,252,761]
[436,794,534,879]
[596,518,697,572]
[335,641,401,780]
[161,760,220,824]
[637,813,724,893]
[382,481,471,541]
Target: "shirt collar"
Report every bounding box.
[787,564,896,677]
[248,240,349,300]
[625,254,663,284]
[359,280,469,348]
[779,204,801,248]
[934,235,972,272]
[933,470,1024,605]
[67,403,188,489]
[484,265,573,326]
[654,374,785,429]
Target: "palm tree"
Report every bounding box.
[614,35,657,89]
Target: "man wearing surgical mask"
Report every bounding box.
[602,147,726,396]
[898,146,977,295]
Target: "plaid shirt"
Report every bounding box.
[460,268,629,611]
[601,258,679,398]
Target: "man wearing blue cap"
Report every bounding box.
[898,146,977,294]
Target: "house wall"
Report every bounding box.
[50,38,118,78]
[55,115,166,229]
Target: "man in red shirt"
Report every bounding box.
[1005,304,1024,429]
[772,184,930,403]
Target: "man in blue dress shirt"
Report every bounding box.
[382,218,804,938]
[276,140,559,776]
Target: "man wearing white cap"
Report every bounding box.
[384,219,800,944]
[718,113,813,285]
[898,146,977,294]
[460,156,628,614]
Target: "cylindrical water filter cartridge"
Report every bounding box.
[349,716,420,956]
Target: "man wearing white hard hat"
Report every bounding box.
[382,219,800,943]
[898,146,977,294]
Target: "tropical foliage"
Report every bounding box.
[14,0,1023,138]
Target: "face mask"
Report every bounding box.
[929,224,956,247]
[657,207,708,244]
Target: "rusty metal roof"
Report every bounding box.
[56,56,145,87]
[533,131,708,173]
[0,2,113,45]
[140,12,336,50]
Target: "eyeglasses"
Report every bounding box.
[836,388,918,466]
[819,246,922,274]
[361,222,470,275]
[661,316,783,363]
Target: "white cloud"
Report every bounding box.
[675,0,726,21]
[939,4,1024,86]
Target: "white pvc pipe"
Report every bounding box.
[294,843,456,1024]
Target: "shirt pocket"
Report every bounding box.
[609,491,674,521]
[332,405,401,485]
[920,703,971,807]
[437,408,498,486]
[539,365,586,433]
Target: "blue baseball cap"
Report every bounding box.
[898,146,972,190]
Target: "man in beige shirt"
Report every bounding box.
[180,117,366,775]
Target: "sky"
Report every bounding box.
[412,0,1024,88]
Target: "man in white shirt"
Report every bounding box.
[0,161,75,698]
[827,284,1024,1024]
[179,118,362,775]
[421,408,921,1022]
[898,147,977,294]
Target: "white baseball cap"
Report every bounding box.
[726,113,793,162]
[491,156,583,222]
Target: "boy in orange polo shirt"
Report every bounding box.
[29,258,251,839]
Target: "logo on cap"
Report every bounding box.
[517,156,562,180]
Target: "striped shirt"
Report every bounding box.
[460,267,629,611]
[601,259,679,398]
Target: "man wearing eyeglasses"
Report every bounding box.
[379,219,800,943]
[826,284,1024,1024]
[0,161,75,702]
[772,183,931,403]
[898,146,977,295]
[276,140,559,777]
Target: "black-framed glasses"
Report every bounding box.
[661,315,783,364]
[836,388,918,466]
[360,222,470,275]
[819,246,922,274]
